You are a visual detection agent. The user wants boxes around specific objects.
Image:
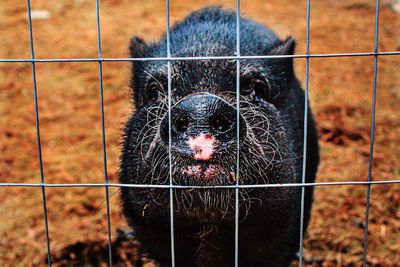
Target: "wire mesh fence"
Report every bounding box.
[0,0,399,266]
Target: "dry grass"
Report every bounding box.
[0,0,399,266]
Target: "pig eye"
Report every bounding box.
[145,81,161,102]
[252,79,268,99]
[240,77,269,99]
[240,77,253,95]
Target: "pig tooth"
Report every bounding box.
[142,204,149,217]
[230,172,236,182]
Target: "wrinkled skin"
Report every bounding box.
[120,7,319,267]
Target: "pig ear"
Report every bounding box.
[267,37,296,56]
[259,37,296,106]
[129,36,147,58]
[265,37,296,79]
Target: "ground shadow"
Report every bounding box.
[47,229,149,267]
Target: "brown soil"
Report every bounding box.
[0,0,399,266]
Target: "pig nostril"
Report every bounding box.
[175,117,191,132]
[211,117,233,133]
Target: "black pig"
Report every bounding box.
[120,6,319,267]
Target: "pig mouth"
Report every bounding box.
[180,163,229,182]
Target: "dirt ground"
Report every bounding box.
[0,0,399,266]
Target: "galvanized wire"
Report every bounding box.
[1,51,399,63]
[95,0,113,265]
[235,0,241,266]
[362,1,381,266]
[165,0,176,266]
[25,0,52,265]
[298,0,311,265]
[0,180,399,188]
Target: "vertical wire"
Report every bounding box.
[235,0,241,266]
[26,0,52,265]
[298,0,311,266]
[165,0,175,266]
[95,0,113,265]
[362,1,380,265]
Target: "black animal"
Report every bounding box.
[120,6,319,267]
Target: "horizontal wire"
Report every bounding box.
[0,51,399,63]
[0,180,399,188]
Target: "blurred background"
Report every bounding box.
[0,0,399,266]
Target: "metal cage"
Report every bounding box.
[0,0,399,266]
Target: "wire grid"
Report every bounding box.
[1,0,399,266]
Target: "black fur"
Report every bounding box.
[120,7,319,267]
